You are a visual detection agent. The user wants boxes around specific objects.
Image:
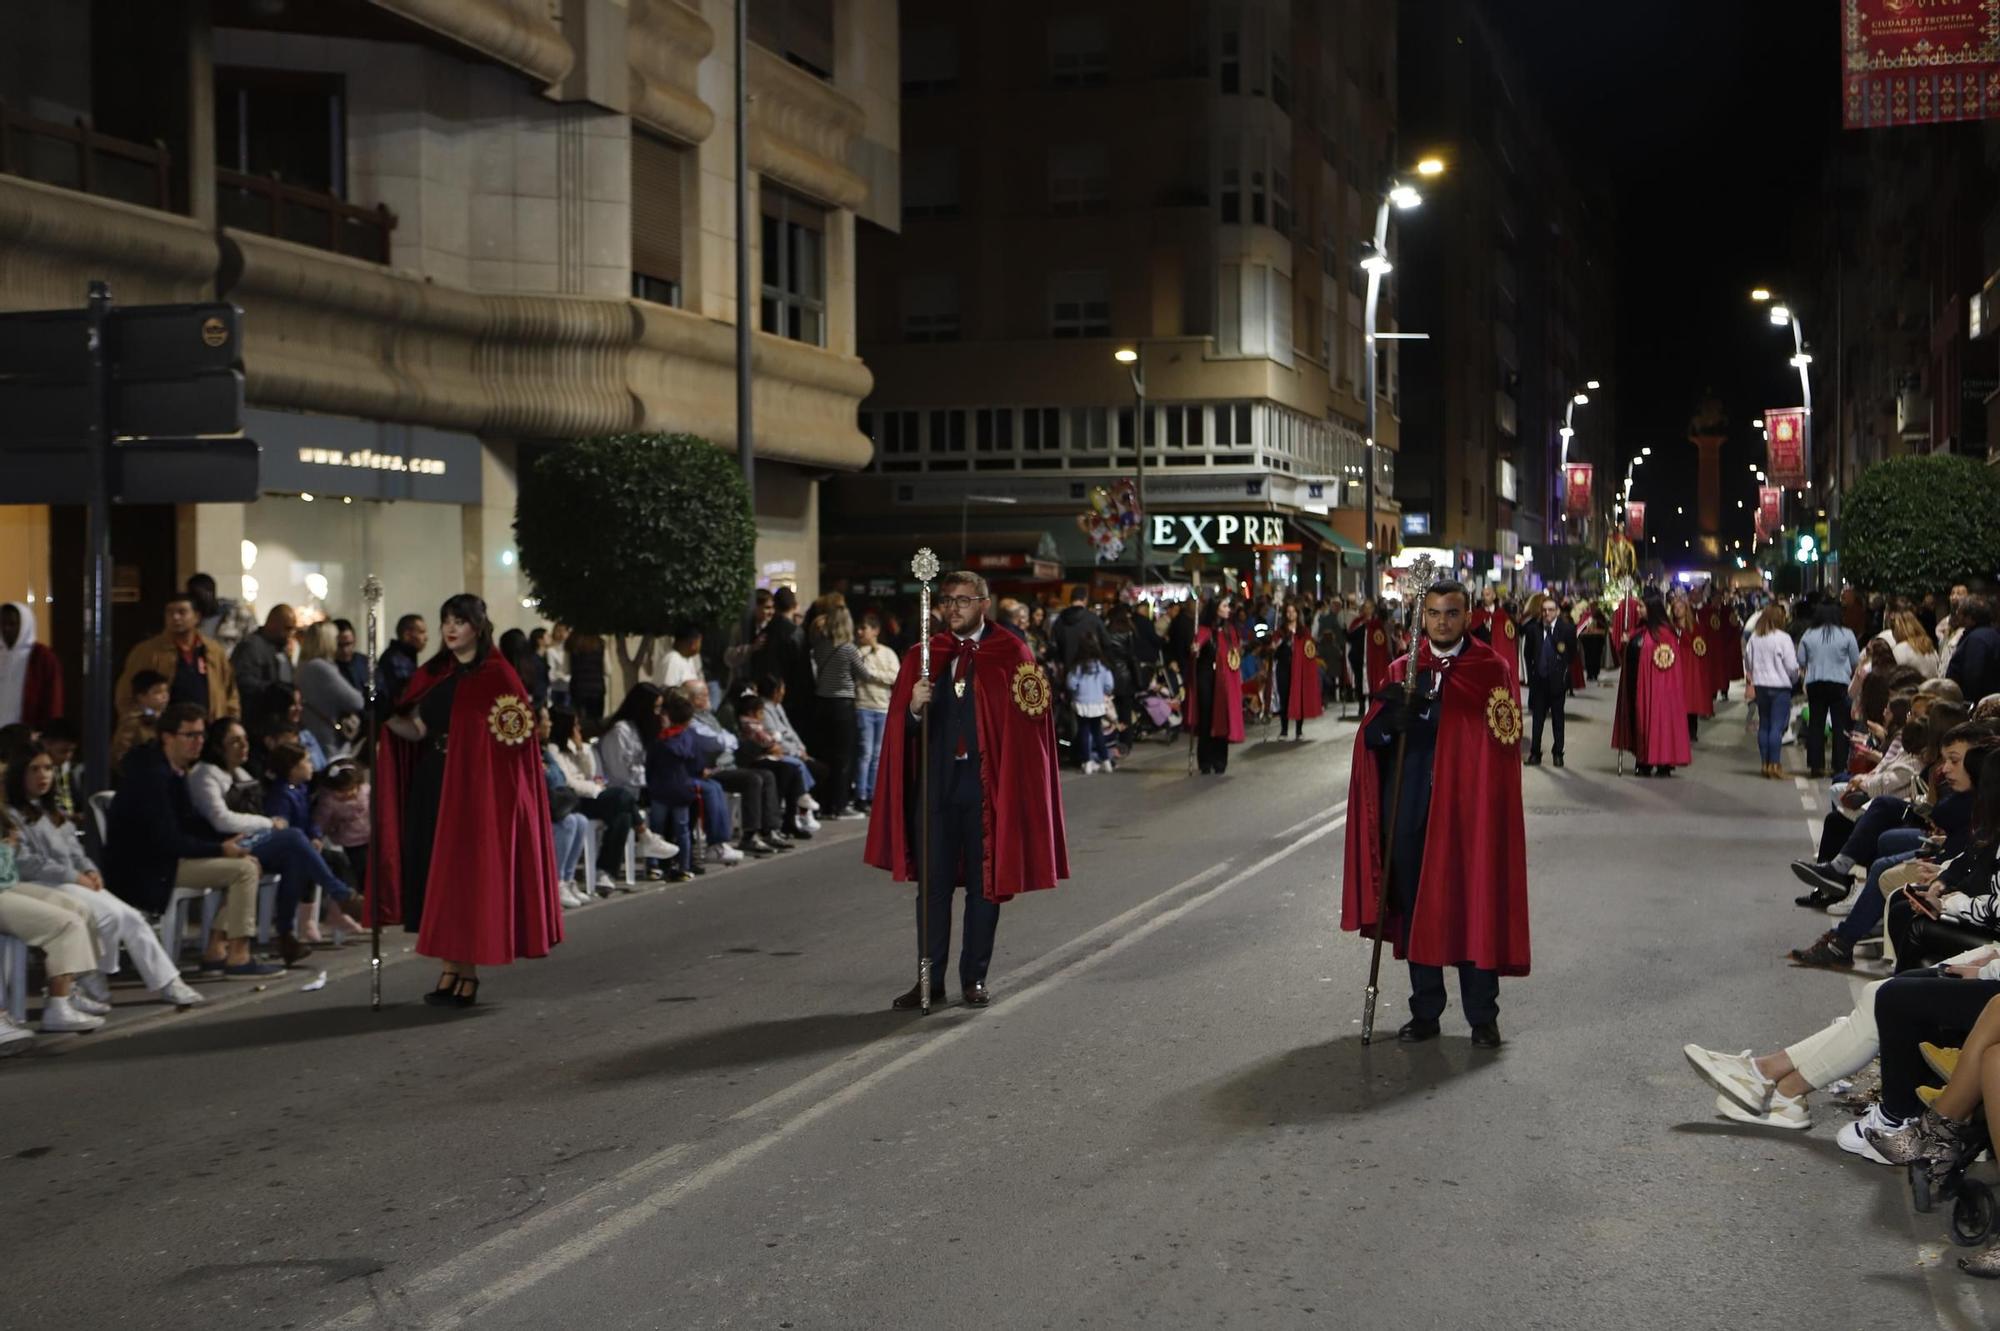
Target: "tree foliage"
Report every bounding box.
[1839,454,2000,593]
[514,433,755,667]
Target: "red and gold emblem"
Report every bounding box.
[1371,629,1386,646]
[1485,688,1523,746]
[487,693,534,745]
[1652,643,1677,671]
[1692,636,1709,658]
[1010,662,1051,717]
[1707,612,1720,629]
[1226,647,1243,672]
[1503,619,1517,640]
[1303,638,1318,661]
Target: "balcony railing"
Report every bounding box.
[0,101,173,211]
[217,168,396,265]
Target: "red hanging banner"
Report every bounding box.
[1765,408,1810,488]
[1563,463,1593,518]
[1625,501,1646,540]
[1759,485,1785,537]
[1844,0,2000,128]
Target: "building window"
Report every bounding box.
[1048,270,1110,338]
[1219,28,1239,94]
[1068,407,1110,450]
[1049,13,1109,87]
[1023,407,1061,451]
[217,67,345,197]
[976,408,1015,451]
[1163,404,1201,448]
[631,131,685,308]
[1049,144,1108,215]
[1272,169,1291,235]
[904,147,960,219]
[748,0,834,79]
[901,273,959,342]
[760,188,826,346]
[1220,167,1240,224]
[880,410,920,455]
[1250,164,1266,226]
[903,26,959,95]
[1271,53,1291,113]
[929,409,967,452]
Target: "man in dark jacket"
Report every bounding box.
[1050,586,1109,674]
[230,603,298,719]
[1520,597,1576,766]
[752,587,818,743]
[1947,596,2000,707]
[645,692,742,881]
[1167,599,1197,677]
[102,703,280,977]
[376,614,428,716]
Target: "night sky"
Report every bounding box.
[1481,0,1842,562]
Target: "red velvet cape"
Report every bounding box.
[1280,629,1325,721]
[368,649,563,966]
[1361,620,1397,694]
[862,623,1068,904]
[1609,597,1645,659]
[1339,635,1531,976]
[1566,618,1587,691]
[1472,607,1521,690]
[1710,603,1743,691]
[1187,625,1246,742]
[1611,626,1693,767]
[1677,615,1715,717]
[12,642,63,727]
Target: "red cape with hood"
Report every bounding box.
[1471,606,1520,690]
[1677,613,1715,718]
[0,600,63,728]
[1709,602,1743,693]
[368,648,563,965]
[1612,625,1693,767]
[1339,634,1531,976]
[1188,624,1246,741]
[1359,618,1397,694]
[1609,597,1645,659]
[1280,629,1325,721]
[863,623,1068,903]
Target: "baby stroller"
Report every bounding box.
[1129,664,1183,744]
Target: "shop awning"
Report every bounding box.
[1294,517,1365,565]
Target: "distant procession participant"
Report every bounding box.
[864,569,1068,1009]
[1711,594,1744,700]
[1613,596,1692,777]
[1574,598,1608,683]
[1671,598,1714,742]
[1469,585,1520,691]
[1272,601,1324,741]
[1522,595,1577,767]
[371,594,562,1008]
[1349,600,1399,701]
[1187,595,1247,774]
[1609,590,1646,666]
[1341,578,1530,1047]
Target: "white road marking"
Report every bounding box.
[313,810,1351,1331]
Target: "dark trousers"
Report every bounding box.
[1196,734,1231,773]
[819,697,858,813]
[1818,795,1910,864]
[1392,848,1499,1026]
[1887,893,2000,974]
[921,789,1001,988]
[711,766,775,837]
[751,757,809,830]
[1832,833,1925,947]
[577,785,642,870]
[1527,680,1565,758]
[1805,680,1851,775]
[1876,976,2000,1120]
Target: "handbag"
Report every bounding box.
[548,784,583,821]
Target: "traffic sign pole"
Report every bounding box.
[83,280,114,794]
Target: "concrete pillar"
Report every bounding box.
[185,0,216,227]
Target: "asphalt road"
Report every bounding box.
[6,676,1996,1330]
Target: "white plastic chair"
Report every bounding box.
[0,934,27,1023]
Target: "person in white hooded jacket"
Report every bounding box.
[0,601,64,729]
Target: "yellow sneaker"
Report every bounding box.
[1918,1084,1944,1108]
[1921,1043,1961,1081]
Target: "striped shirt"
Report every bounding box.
[813,640,861,698]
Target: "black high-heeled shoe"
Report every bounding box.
[450,975,481,1008]
[423,971,460,1007]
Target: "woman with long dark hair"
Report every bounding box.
[372,593,560,1007]
[1188,594,1245,775]
[1613,595,1691,777]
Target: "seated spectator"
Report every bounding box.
[36,717,81,819]
[546,705,668,893]
[680,680,789,857]
[263,741,364,942]
[188,717,356,965]
[112,669,171,771]
[0,827,107,1033]
[101,703,280,978]
[1796,704,1975,883]
[1949,595,2000,705]
[1890,609,1941,677]
[257,687,326,774]
[1885,746,2000,971]
[599,683,664,797]
[645,691,740,881]
[536,707,593,910]
[296,621,365,759]
[312,759,372,902]
[737,690,817,838]
[755,675,829,829]
[4,743,204,1008]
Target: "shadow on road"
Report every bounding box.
[58,1000,485,1062]
[1193,1034,1492,1128]
[582,1008,921,1083]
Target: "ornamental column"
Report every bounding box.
[1688,396,1727,562]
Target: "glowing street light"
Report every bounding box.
[1750,288,1772,302]
[1416,157,1446,177]
[1389,185,1423,209]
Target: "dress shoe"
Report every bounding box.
[962,981,990,1007]
[1397,1018,1441,1043]
[1524,753,1542,766]
[1552,754,1564,768]
[891,983,945,1011]
[1470,1022,1503,1049]
[278,933,313,966]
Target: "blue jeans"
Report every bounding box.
[651,781,729,872]
[252,826,353,936]
[1835,834,1926,947]
[1077,714,1110,765]
[553,811,588,885]
[857,707,888,800]
[1754,685,1791,764]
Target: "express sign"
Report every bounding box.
[1149,513,1289,553]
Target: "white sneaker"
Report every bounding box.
[76,971,113,1005]
[1825,898,1855,918]
[0,1011,32,1055]
[1082,761,1098,775]
[637,829,679,860]
[156,977,206,1007]
[1682,1044,1774,1115]
[68,990,112,1016]
[1714,1091,1811,1130]
[800,794,820,813]
[40,995,106,1033]
[595,871,618,894]
[799,813,822,834]
[1837,1105,1900,1164]
[712,843,744,865]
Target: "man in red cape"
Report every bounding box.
[1674,600,1714,735]
[1609,593,1645,662]
[864,569,1067,1008]
[1186,596,1245,774]
[1279,622,1325,737]
[370,637,562,975]
[1611,597,1691,776]
[1351,605,1398,699]
[1341,578,1529,1047]
[1469,592,1520,691]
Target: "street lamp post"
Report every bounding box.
[1115,346,1147,587]
[1751,288,1817,589]
[1557,380,1601,582]
[1361,158,1443,598]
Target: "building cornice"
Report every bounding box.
[365,0,573,88]
[629,0,716,146]
[747,45,867,210]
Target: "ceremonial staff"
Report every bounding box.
[361,574,385,1012]
[911,547,939,1015]
[1361,556,1437,1045]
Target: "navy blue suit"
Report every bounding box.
[907,641,1001,989]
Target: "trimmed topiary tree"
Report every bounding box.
[514,432,756,678]
[1840,453,2000,594]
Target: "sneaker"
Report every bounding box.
[1789,931,1854,969]
[1082,761,1098,775]
[1683,1044,1776,1115]
[784,824,815,841]
[800,794,820,813]
[67,990,112,1016]
[75,971,113,1005]
[1923,1043,1961,1080]
[712,843,744,865]
[222,959,285,979]
[637,830,679,860]
[1714,1091,1811,1130]
[1790,859,1852,897]
[1824,897,1855,918]
[831,809,867,821]
[799,813,822,834]
[155,977,206,1008]
[756,833,793,853]
[666,869,695,884]
[560,887,589,909]
[736,839,773,858]
[595,871,618,894]
[40,995,106,1033]
[0,1011,32,1055]
[1837,1105,1901,1164]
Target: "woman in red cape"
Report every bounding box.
[1670,598,1714,732]
[1612,597,1692,776]
[1469,591,1520,691]
[1271,601,1324,740]
[1187,594,1245,774]
[370,594,561,1006]
[1709,597,1744,700]
[1340,628,1531,980]
[1609,594,1646,661]
[1349,603,1398,698]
